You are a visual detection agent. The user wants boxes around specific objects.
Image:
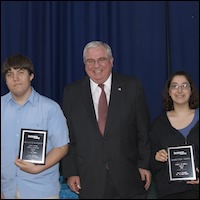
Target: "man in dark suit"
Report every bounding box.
[61,41,151,199]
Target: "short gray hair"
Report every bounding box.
[83,41,113,60]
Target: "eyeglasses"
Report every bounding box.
[170,83,191,90]
[84,57,110,66]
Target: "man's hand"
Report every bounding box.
[138,168,151,190]
[67,176,81,194]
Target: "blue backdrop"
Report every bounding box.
[1,1,199,120]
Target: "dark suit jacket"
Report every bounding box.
[61,72,151,199]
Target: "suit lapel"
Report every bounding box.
[80,77,97,122]
[104,74,124,136]
[83,78,107,138]
[80,77,102,139]
[79,75,124,138]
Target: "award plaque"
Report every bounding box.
[167,145,196,181]
[19,129,47,164]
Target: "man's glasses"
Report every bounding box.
[170,83,191,90]
[84,57,110,66]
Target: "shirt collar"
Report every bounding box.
[8,86,36,106]
[90,73,112,93]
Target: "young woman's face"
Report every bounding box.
[169,75,191,106]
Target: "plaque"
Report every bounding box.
[167,145,196,181]
[19,129,47,164]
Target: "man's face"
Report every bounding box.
[5,67,34,98]
[84,46,113,84]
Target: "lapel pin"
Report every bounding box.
[118,87,122,91]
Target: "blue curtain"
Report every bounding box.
[167,1,199,80]
[1,1,199,120]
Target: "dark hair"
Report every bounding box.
[162,71,199,111]
[1,54,34,78]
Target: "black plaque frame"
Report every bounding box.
[19,129,47,164]
[167,145,196,181]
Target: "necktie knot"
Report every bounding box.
[98,84,104,90]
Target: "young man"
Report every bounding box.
[1,54,70,199]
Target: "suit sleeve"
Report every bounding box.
[135,80,151,169]
[60,87,79,178]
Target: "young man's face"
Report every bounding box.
[5,67,34,98]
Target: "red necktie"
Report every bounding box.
[98,84,108,136]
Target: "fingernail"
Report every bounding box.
[77,184,81,189]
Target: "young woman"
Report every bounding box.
[150,71,199,199]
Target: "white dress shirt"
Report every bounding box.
[90,74,111,120]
